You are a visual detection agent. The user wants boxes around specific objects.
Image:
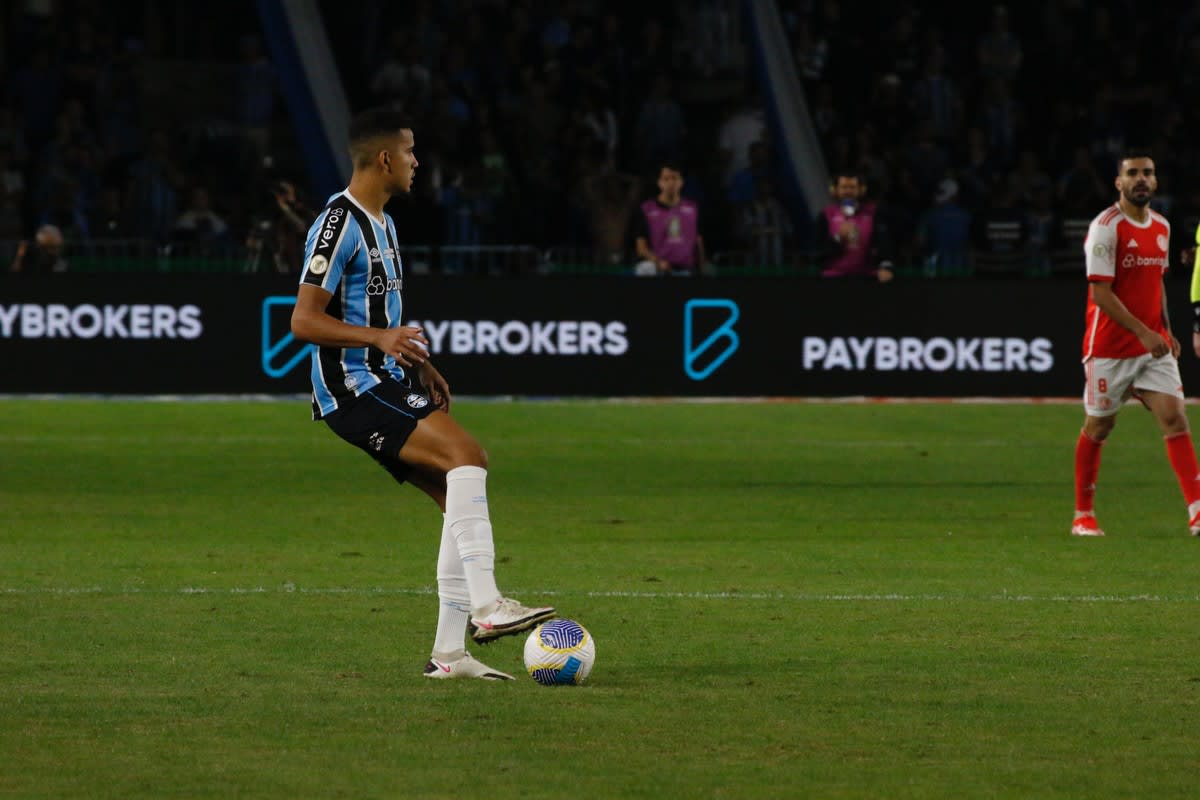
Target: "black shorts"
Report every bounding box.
[322,377,437,484]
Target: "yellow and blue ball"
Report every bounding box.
[523,619,596,686]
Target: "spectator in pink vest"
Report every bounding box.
[634,161,707,276]
[814,171,894,282]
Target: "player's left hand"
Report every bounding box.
[418,360,450,411]
[372,325,429,367]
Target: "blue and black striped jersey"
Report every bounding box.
[299,190,407,419]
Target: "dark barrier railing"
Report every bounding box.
[1,239,1085,279]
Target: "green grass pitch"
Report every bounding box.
[2,398,1199,798]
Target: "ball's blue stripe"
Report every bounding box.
[554,657,582,684]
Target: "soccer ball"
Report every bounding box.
[523,619,596,686]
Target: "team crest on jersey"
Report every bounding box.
[308,255,329,275]
[1092,243,1110,259]
[344,375,357,390]
[406,393,428,409]
[1158,234,1168,251]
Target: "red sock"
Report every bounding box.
[1074,431,1103,514]
[1164,432,1200,506]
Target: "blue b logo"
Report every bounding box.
[261,296,314,378]
[683,299,739,381]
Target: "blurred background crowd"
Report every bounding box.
[3,0,1200,277]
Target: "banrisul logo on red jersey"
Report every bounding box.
[1121,253,1168,269]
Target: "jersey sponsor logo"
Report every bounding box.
[0,303,203,339]
[1121,253,1167,268]
[316,207,346,252]
[366,275,402,295]
[684,298,740,381]
[801,336,1054,373]
[368,431,385,452]
[405,393,428,409]
[407,319,629,356]
[307,255,328,275]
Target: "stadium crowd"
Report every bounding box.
[3,0,1200,276]
[789,0,1200,275]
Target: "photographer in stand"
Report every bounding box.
[813,170,894,282]
[246,180,313,273]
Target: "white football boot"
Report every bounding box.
[423,652,514,681]
[469,597,557,644]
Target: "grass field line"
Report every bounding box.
[1,394,1082,403]
[2,433,976,447]
[4,585,1200,603]
[0,433,1147,450]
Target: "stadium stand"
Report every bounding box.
[3,0,1198,276]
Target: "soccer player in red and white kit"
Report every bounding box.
[1073,153,1200,537]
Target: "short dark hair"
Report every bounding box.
[832,170,863,184]
[1115,150,1154,173]
[348,108,414,146]
[657,160,684,176]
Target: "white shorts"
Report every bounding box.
[1082,354,1184,417]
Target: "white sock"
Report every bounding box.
[445,465,501,616]
[432,513,470,660]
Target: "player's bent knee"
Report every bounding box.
[1084,416,1116,440]
[1161,414,1188,434]
[447,427,487,468]
[438,434,487,471]
[457,442,487,469]
[403,412,490,472]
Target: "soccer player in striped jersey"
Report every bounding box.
[1074,153,1200,537]
[291,109,555,680]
